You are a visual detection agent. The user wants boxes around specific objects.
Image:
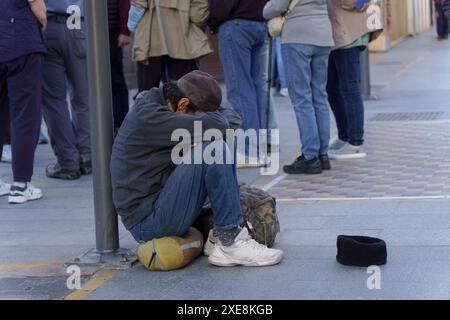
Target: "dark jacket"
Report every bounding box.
[108,0,130,36]
[111,87,241,230]
[208,0,267,33]
[0,0,46,63]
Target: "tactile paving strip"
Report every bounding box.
[270,121,450,199]
[370,112,444,122]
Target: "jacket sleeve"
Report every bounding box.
[119,0,131,36]
[190,0,210,26]
[135,88,230,148]
[263,0,291,20]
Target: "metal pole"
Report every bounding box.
[266,35,273,149]
[85,0,119,253]
[360,47,372,99]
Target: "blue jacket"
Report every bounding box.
[0,0,46,63]
[46,0,85,17]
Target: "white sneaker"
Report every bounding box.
[328,137,347,151]
[1,145,12,163]
[0,180,11,197]
[329,143,367,160]
[8,183,43,204]
[279,88,289,97]
[203,229,218,257]
[208,228,283,267]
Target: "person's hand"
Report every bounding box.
[358,2,371,12]
[118,34,131,47]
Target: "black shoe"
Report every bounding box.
[46,163,81,180]
[319,154,331,171]
[283,155,322,174]
[79,154,92,175]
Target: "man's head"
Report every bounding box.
[163,71,222,114]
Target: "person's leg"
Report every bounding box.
[333,47,365,147]
[311,46,332,156]
[436,4,448,38]
[42,21,80,173]
[274,37,288,91]
[0,63,9,161]
[218,20,262,135]
[130,142,243,243]
[109,30,130,129]
[65,25,91,159]
[327,50,349,143]
[251,25,267,131]
[167,58,198,81]
[137,57,164,92]
[282,44,320,160]
[7,54,42,184]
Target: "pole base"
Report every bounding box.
[66,248,138,270]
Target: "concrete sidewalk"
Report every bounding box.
[1,30,450,300]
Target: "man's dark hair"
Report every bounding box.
[163,81,198,113]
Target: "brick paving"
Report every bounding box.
[270,120,450,199]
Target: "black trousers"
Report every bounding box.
[137,56,198,93]
[0,53,42,182]
[109,31,130,129]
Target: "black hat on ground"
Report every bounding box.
[336,235,387,267]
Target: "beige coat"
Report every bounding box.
[132,0,212,63]
[328,0,384,49]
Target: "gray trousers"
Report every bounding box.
[42,16,90,171]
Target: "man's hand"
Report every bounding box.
[30,0,47,31]
[358,3,371,12]
[118,34,131,47]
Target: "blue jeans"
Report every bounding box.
[272,37,287,90]
[282,43,331,160]
[327,47,365,146]
[130,142,244,243]
[218,19,267,135]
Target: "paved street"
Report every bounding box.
[1,30,450,300]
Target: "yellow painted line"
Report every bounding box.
[0,259,65,272]
[380,50,432,87]
[64,269,119,300]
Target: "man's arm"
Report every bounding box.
[134,88,230,148]
[29,0,47,30]
[118,0,131,47]
[263,0,291,20]
[190,0,210,26]
[208,0,236,33]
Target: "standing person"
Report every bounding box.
[127,0,212,93]
[264,0,334,175]
[42,0,91,180]
[108,0,131,132]
[435,0,449,40]
[326,0,383,160]
[209,0,268,165]
[0,0,46,203]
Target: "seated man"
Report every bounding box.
[111,71,283,267]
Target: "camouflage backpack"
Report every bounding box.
[194,184,281,248]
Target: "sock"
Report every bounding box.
[13,182,26,188]
[215,226,242,247]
